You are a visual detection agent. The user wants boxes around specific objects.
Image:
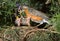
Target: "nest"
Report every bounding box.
[0,26,60,41]
[23,29,60,41]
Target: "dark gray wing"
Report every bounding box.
[28,8,49,21]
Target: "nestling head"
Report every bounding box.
[23,6,28,10]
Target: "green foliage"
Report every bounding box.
[49,0,60,32]
[0,0,21,26]
[25,0,48,10]
[50,14,60,32]
[50,0,60,14]
[30,0,47,9]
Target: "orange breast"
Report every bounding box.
[24,8,43,21]
[31,15,43,21]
